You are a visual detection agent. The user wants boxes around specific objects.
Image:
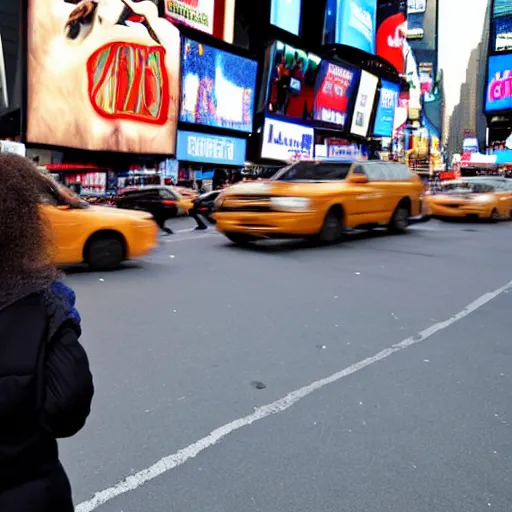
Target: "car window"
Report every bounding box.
[274,161,351,181]
[40,185,59,206]
[160,189,178,200]
[362,163,411,181]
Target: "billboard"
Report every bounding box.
[314,60,360,129]
[180,38,258,132]
[270,0,302,36]
[261,117,314,161]
[350,71,378,137]
[164,0,215,34]
[263,41,321,121]
[373,79,399,137]
[406,0,437,51]
[324,0,377,54]
[492,0,512,52]
[485,54,512,113]
[27,0,181,154]
[376,0,408,73]
[176,130,246,165]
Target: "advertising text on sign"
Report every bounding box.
[261,118,314,162]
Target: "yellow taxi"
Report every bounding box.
[214,160,426,245]
[41,178,158,270]
[427,177,512,221]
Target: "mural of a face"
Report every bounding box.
[27,0,181,154]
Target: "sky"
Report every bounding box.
[438,0,489,118]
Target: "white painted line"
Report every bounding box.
[75,278,512,512]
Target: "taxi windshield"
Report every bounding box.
[272,161,351,182]
[440,181,496,194]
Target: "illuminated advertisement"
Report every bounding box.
[264,41,321,120]
[324,0,377,54]
[350,71,378,137]
[27,0,181,154]
[373,79,399,137]
[164,0,215,34]
[492,0,512,52]
[485,54,512,113]
[180,38,258,133]
[407,0,426,14]
[177,130,246,165]
[314,60,360,128]
[376,0,407,73]
[261,117,314,161]
[270,0,302,35]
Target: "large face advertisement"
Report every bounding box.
[373,79,399,137]
[485,54,512,113]
[261,117,314,162]
[164,0,215,34]
[264,41,321,121]
[324,0,377,54]
[492,0,512,52]
[314,60,360,129]
[27,0,181,154]
[180,38,258,133]
[376,0,407,73]
[270,0,302,36]
[350,71,378,137]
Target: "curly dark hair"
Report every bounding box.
[0,153,58,305]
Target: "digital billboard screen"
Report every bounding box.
[485,54,512,113]
[492,0,512,52]
[314,60,360,129]
[180,38,258,133]
[323,0,377,54]
[264,41,321,121]
[164,0,215,34]
[376,0,407,73]
[350,71,378,137]
[373,79,399,137]
[27,0,181,153]
[270,0,302,36]
[261,117,314,162]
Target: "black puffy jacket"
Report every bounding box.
[0,289,94,511]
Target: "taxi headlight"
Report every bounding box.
[469,194,493,203]
[270,197,312,211]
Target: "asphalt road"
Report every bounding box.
[61,218,512,512]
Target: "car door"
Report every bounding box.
[494,181,512,216]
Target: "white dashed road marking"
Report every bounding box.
[76,278,512,512]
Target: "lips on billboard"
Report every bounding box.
[27,0,181,154]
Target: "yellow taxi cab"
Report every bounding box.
[214,160,426,245]
[41,178,158,270]
[427,177,512,221]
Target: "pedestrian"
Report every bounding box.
[153,212,174,235]
[0,153,94,512]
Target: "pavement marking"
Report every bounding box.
[160,232,221,243]
[76,278,512,512]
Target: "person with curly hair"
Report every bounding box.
[0,153,94,512]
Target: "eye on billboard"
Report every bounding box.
[164,0,215,34]
[350,71,378,137]
[373,79,399,137]
[180,38,258,133]
[485,54,512,113]
[27,0,181,154]
[270,0,302,36]
[492,0,512,52]
[263,41,321,121]
[177,130,246,166]
[261,117,314,162]
[313,60,360,129]
[323,0,377,54]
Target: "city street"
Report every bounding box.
[63,218,512,512]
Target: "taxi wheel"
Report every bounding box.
[489,209,500,223]
[85,234,125,270]
[388,204,410,234]
[319,208,344,244]
[225,233,257,246]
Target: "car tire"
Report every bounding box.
[225,233,257,246]
[318,209,344,244]
[489,209,500,223]
[388,204,410,234]
[85,235,125,270]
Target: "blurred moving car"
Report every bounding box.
[427,177,512,221]
[214,160,426,245]
[116,186,194,217]
[191,190,221,222]
[40,178,158,270]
